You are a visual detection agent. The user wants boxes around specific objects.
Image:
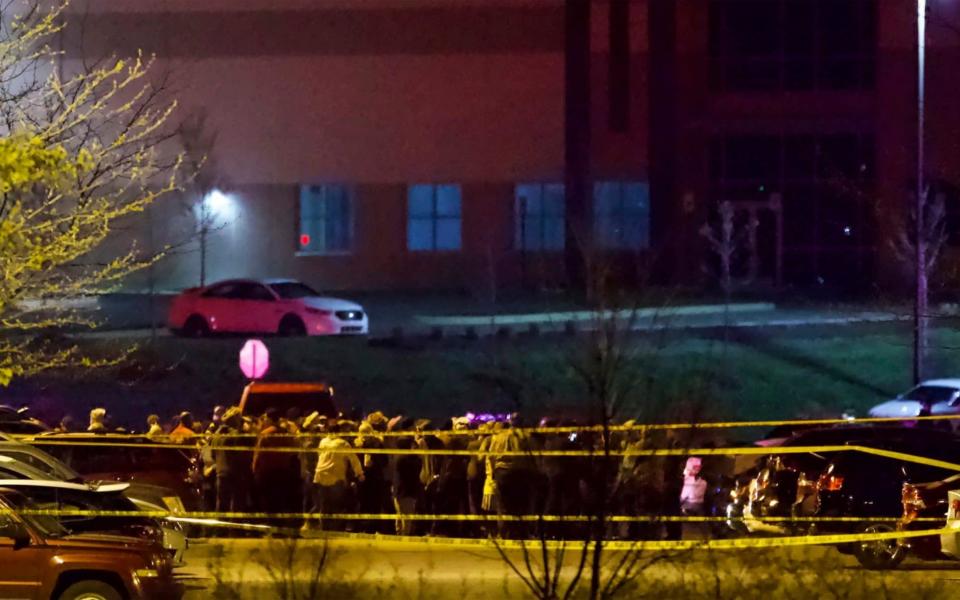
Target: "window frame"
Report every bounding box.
[514,182,565,252]
[232,282,277,302]
[296,184,355,257]
[406,183,463,253]
[593,181,651,251]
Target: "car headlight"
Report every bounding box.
[134,569,160,579]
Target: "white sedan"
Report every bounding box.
[868,379,960,420]
[168,278,369,337]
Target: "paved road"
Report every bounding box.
[178,536,960,599]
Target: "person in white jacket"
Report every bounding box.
[680,456,707,515]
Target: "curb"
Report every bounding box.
[415,303,777,328]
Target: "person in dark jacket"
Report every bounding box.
[355,421,390,533]
[432,418,470,536]
[542,422,583,539]
[391,423,423,536]
[213,407,249,513]
[252,409,302,517]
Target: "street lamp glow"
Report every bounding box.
[203,189,236,220]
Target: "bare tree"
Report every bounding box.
[478,246,697,600]
[891,186,947,380]
[176,110,226,287]
[699,201,758,299]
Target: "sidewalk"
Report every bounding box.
[74,302,909,340]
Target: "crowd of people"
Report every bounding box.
[55,406,726,540]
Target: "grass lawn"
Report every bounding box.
[7,320,957,433]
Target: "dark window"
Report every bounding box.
[299,184,352,254]
[904,385,959,405]
[515,183,565,251]
[202,282,240,298]
[709,133,874,287]
[593,182,651,250]
[407,184,462,251]
[0,511,18,538]
[232,283,275,302]
[709,0,876,91]
[269,282,321,299]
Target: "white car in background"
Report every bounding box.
[868,379,960,421]
[168,278,369,337]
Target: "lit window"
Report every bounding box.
[515,183,565,251]
[407,184,462,251]
[299,185,352,254]
[594,181,650,250]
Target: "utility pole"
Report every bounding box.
[914,0,927,384]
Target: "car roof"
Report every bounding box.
[785,425,960,446]
[1,437,56,452]
[30,433,153,441]
[0,479,129,493]
[204,278,301,288]
[244,382,331,393]
[917,379,960,389]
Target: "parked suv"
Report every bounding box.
[896,472,960,565]
[814,439,960,570]
[732,426,960,537]
[0,487,182,600]
[25,434,202,510]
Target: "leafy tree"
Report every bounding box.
[0,1,183,385]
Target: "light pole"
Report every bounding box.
[914,0,927,385]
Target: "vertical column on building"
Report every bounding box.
[648,0,679,282]
[564,0,592,291]
[608,0,630,133]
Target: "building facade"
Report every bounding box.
[63,0,960,293]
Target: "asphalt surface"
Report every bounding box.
[178,536,960,599]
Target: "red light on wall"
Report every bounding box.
[300,234,311,247]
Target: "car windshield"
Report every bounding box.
[0,493,69,538]
[269,282,320,299]
[0,440,81,482]
[903,385,957,404]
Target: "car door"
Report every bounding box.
[0,512,42,600]
[229,282,280,333]
[198,282,245,332]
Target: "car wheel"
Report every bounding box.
[57,580,123,600]
[278,315,307,336]
[182,315,210,338]
[853,522,907,570]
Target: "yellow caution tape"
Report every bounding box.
[4,507,948,552]
[1,508,942,524]
[351,526,952,552]
[15,439,960,474]
[11,413,960,442]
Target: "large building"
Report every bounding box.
[63,0,960,294]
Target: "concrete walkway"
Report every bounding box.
[412,306,907,338]
[415,302,775,327]
[73,305,909,340]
